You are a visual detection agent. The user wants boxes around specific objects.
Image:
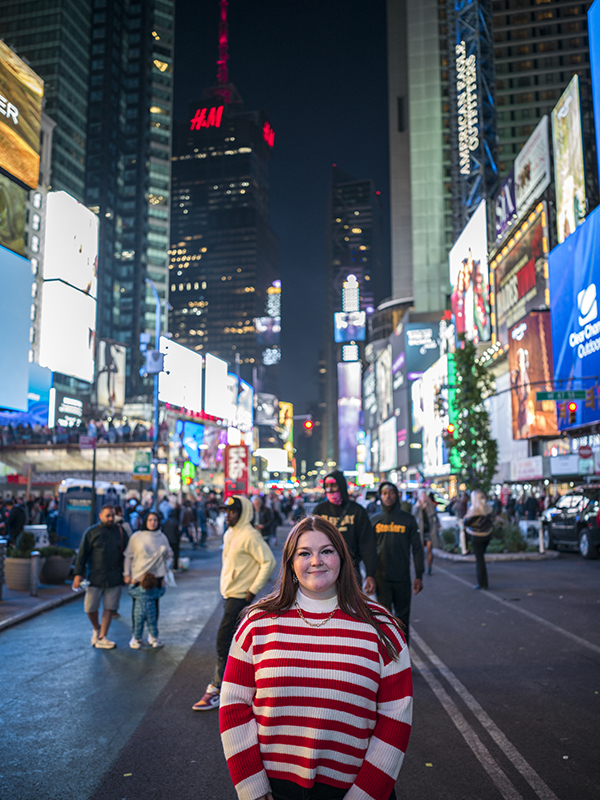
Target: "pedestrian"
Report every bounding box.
[114,504,133,537]
[158,493,173,522]
[162,506,182,571]
[370,482,424,644]
[123,510,173,648]
[127,572,166,649]
[464,489,494,590]
[251,494,273,540]
[413,489,440,575]
[72,505,129,649]
[192,495,276,711]
[525,493,539,520]
[180,499,197,547]
[219,515,412,800]
[1,498,26,545]
[314,470,377,595]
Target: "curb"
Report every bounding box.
[433,547,561,563]
[0,588,84,633]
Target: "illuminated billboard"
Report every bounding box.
[0,41,43,189]
[159,337,202,412]
[338,361,361,472]
[411,356,452,477]
[96,341,126,411]
[490,202,549,347]
[590,0,600,181]
[375,345,393,424]
[508,310,557,440]
[449,200,490,343]
[0,244,32,410]
[43,192,98,296]
[225,374,254,431]
[278,401,294,464]
[175,419,205,467]
[0,172,26,254]
[38,281,96,383]
[254,316,280,347]
[255,393,278,426]
[334,311,366,343]
[514,116,551,217]
[405,322,440,381]
[551,76,586,244]
[378,416,397,472]
[204,352,228,418]
[494,169,516,241]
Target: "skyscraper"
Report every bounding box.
[169,1,278,389]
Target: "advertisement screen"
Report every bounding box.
[363,364,377,432]
[405,322,440,380]
[338,361,361,472]
[494,169,516,241]
[411,356,452,477]
[334,311,366,343]
[551,76,586,244]
[159,337,202,412]
[43,192,98,296]
[390,320,409,463]
[449,200,490,343]
[38,281,96,383]
[548,204,600,429]
[224,375,253,431]
[490,202,549,346]
[204,352,228,418]
[255,392,278,425]
[338,360,362,400]
[378,416,397,472]
[375,345,393,424]
[514,116,551,216]
[254,316,280,347]
[96,340,126,411]
[0,172,26,254]
[591,0,600,182]
[0,41,43,189]
[278,401,294,465]
[508,310,557,439]
[175,419,205,467]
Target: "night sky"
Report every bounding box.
[174,0,390,412]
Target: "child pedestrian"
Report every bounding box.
[128,572,166,649]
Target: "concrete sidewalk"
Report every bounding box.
[0,580,82,632]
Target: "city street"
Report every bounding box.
[1,542,599,800]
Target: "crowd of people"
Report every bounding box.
[0,419,155,447]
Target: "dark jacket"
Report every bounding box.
[5,505,26,543]
[162,510,181,547]
[370,501,424,583]
[464,513,494,536]
[73,523,128,588]
[314,470,377,578]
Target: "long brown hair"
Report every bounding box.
[245,515,402,661]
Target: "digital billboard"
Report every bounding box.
[405,322,440,380]
[490,202,549,346]
[204,352,228,418]
[378,416,397,472]
[590,0,600,182]
[0,172,26,254]
[0,41,43,189]
[43,192,98,296]
[411,356,452,477]
[175,419,205,467]
[514,116,551,217]
[159,337,202,412]
[390,319,409,463]
[363,363,378,432]
[254,316,280,347]
[255,393,278,426]
[449,200,490,343]
[96,340,126,411]
[375,345,393,424]
[334,311,366,343]
[0,246,37,412]
[508,310,557,440]
[38,280,96,383]
[225,374,253,431]
[494,169,516,241]
[338,361,361,472]
[278,401,294,464]
[548,204,600,429]
[551,76,586,245]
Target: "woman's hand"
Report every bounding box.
[123,575,131,584]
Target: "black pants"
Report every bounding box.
[212,596,248,689]
[270,778,397,800]
[376,579,411,644]
[470,534,491,588]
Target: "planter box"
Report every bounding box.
[5,557,45,593]
[40,555,74,584]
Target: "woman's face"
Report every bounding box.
[292,530,341,600]
[146,513,160,531]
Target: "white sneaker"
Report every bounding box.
[129,637,143,649]
[91,628,100,646]
[148,635,164,649]
[94,636,116,649]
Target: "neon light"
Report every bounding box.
[262,121,275,147]
[190,105,224,131]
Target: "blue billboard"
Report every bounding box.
[548,204,600,429]
[0,244,31,412]
[590,0,600,182]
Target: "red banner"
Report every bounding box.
[224,445,249,498]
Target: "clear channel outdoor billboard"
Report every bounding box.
[0,41,43,189]
[591,0,600,182]
[449,200,490,343]
[551,76,586,245]
[159,336,203,412]
[43,192,98,296]
[0,243,32,411]
[514,116,551,217]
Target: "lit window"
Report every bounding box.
[31,258,38,275]
[32,213,40,231]
[33,193,42,209]
[31,235,40,253]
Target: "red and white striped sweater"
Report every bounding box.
[219,590,413,800]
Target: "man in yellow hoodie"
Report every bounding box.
[193,495,276,711]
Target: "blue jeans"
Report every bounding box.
[269,778,397,800]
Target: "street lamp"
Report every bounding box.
[140,278,165,511]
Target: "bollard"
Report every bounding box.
[30,550,40,597]
[539,525,545,554]
[459,520,468,555]
[0,537,6,601]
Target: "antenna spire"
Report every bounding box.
[217,0,229,87]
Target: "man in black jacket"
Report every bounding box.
[370,482,424,643]
[314,470,377,595]
[73,505,128,649]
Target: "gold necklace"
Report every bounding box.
[294,601,339,627]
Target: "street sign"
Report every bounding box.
[79,436,97,450]
[579,445,593,459]
[133,450,151,477]
[535,390,586,401]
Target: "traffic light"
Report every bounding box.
[558,402,566,421]
[303,419,313,437]
[443,423,455,445]
[568,401,577,425]
[586,386,597,409]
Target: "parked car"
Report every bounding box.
[540,487,600,559]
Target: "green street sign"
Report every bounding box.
[133,450,152,476]
[535,390,586,401]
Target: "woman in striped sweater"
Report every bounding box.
[219,515,413,800]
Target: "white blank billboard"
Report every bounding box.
[43,191,98,297]
[0,245,32,410]
[159,336,202,412]
[204,352,228,418]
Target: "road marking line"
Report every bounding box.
[412,630,560,800]
[436,564,600,657]
[410,649,524,800]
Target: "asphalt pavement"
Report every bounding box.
[1,537,599,800]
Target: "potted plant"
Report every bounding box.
[4,531,46,592]
[38,546,76,583]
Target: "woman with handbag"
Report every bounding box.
[463,489,494,590]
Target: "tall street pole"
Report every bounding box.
[146,278,162,512]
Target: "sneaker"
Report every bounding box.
[94,636,116,649]
[129,637,143,649]
[192,684,220,711]
[91,628,100,647]
[148,635,164,649]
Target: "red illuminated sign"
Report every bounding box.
[262,121,275,148]
[190,105,224,131]
[224,445,249,498]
